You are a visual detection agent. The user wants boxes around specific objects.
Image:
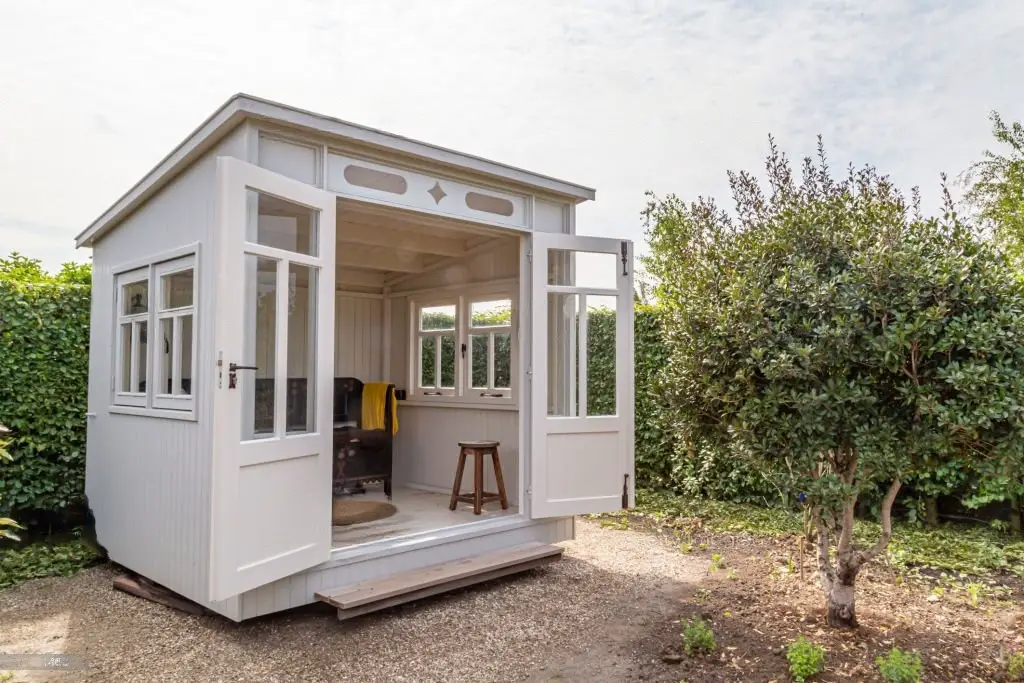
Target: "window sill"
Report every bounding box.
[401,399,516,412]
[108,405,198,422]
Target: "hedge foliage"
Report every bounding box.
[0,255,91,525]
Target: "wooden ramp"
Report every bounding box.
[315,541,563,620]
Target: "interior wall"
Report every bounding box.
[384,239,522,503]
[394,406,519,502]
[252,289,383,381]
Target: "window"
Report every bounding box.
[113,253,197,415]
[416,303,458,396]
[413,293,515,403]
[115,269,150,407]
[468,299,512,398]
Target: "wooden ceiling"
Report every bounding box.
[335,198,513,290]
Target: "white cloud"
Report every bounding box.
[0,0,1021,270]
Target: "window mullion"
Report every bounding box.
[172,314,183,395]
[488,332,495,390]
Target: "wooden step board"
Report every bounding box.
[315,541,563,620]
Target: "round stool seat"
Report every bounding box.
[458,440,499,449]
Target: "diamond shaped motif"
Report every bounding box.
[428,181,447,204]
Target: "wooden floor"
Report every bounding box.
[332,486,519,548]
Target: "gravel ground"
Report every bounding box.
[0,520,705,683]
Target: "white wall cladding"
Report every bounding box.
[327,153,528,231]
[86,125,249,620]
[336,295,383,380]
[238,516,572,620]
[395,405,519,500]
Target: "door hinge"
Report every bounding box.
[621,473,631,509]
[527,250,533,263]
[620,241,629,277]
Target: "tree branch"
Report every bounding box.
[853,479,902,569]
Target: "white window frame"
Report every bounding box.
[466,295,514,402]
[413,297,460,398]
[114,267,150,408]
[152,257,197,411]
[110,245,199,420]
[409,287,517,405]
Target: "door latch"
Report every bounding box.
[227,362,258,389]
[620,241,629,277]
[621,473,631,509]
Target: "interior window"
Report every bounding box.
[469,299,513,398]
[417,304,457,396]
[413,295,515,402]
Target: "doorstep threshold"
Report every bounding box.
[322,513,531,569]
[316,541,563,620]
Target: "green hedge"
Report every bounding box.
[0,272,90,525]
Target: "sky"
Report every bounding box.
[1,0,1022,271]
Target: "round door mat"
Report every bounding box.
[331,497,398,526]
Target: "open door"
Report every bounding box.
[530,233,634,518]
[209,157,336,601]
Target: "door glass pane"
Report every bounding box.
[286,263,317,434]
[548,249,618,289]
[547,293,579,416]
[122,280,148,315]
[162,269,194,309]
[134,320,148,393]
[494,332,512,389]
[244,255,278,440]
[158,317,174,395]
[471,299,512,327]
[179,314,193,396]
[440,335,456,388]
[585,296,617,416]
[421,304,456,331]
[120,323,133,392]
[420,336,436,387]
[471,334,489,388]
[247,190,319,257]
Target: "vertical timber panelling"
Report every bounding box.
[86,126,248,620]
[335,295,383,380]
[394,406,519,501]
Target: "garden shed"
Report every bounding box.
[76,94,635,621]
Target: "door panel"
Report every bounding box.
[530,234,634,518]
[210,157,336,602]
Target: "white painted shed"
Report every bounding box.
[77,94,635,621]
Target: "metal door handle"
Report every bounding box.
[229,363,258,371]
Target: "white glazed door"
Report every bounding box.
[530,233,634,518]
[209,156,336,602]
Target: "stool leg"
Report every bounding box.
[491,447,509,510]
[449,447,467,511]
[473,450,484,515]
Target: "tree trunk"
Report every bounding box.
[826,565,858,628]
[925,497,939,526]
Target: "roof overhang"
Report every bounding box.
[76,94,596,248]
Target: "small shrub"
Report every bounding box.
[786,637,825,682]
[0,538,102,590]
[682,617,716,657]
[876,647,923,683]
[1008,652,1024,681]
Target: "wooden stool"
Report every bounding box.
[449,440,509,515]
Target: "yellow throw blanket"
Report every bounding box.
[361,383,398,435]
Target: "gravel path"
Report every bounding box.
[0,520,705,683]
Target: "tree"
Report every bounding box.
[961,111,1024,258]
[644,139,1024,628]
